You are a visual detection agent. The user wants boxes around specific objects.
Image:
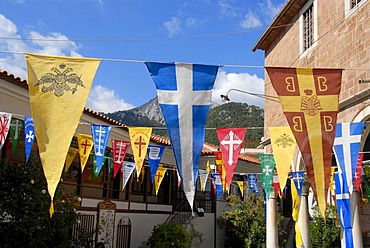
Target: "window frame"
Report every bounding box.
[345,0,367,17]
[299,0,318,57]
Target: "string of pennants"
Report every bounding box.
[3,53,370,227]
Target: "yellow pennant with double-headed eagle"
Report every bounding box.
[26,53,100,217]
[266,67,342,218]
[78,134,94,172]
[128,127,152,178]
[269,126,297,192]
[64,147,78,173]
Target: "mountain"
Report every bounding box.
[106,97,264,148]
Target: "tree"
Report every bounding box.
[148,222,190,248]
[218,194,286,248]
[0,159,78,247]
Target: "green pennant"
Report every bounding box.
[93,155,106,179]
[258,153,275,200]
[9,118,23,153]
[107,152,113,174]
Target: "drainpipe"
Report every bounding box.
[266,190,278,248]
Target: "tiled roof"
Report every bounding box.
[0,68,259,165]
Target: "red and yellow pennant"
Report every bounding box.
[266,67,342,218]
[78,134,94,172]
[154,167,167,195]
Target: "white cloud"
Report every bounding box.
[217,0,238,17]
[263,0,285,20]
[0,13,82,79]
[86,85,134,113]
[240,10,262,29]
[212,71,265,107]
[163,17,182,37]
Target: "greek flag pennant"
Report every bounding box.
[10,118,23,153]
[334,122,365,194]
[213,173,223,199]
[24,116,35,163]
[91,124,111,175]
[145,62,219,210]
[0,112,12,150]
[247,174,259,196]
[147,145,165,183]
[291,170,305,197]
[335,172,354,248]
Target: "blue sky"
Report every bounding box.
[0,0,286,113]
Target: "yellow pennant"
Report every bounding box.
[237,181,244,197]
[128,127,152,178]
[154,167,167,195]
[329,167,335,193]
[269,126,297,191]
[291,179,303,246]
[78,134,94,172]
[206,160,211,172]
[26,53,100,217]
[64,147,78,173]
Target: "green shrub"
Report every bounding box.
[148,222,190,248]
[309,205,340,248]
[0,159,78,247]
[218,194,286,248]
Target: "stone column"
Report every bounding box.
[351,189,363,247]
[266,190,278,248]
[297,181,310,247]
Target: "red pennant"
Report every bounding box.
[273,173,281,197]
[112,140,130,178]
[216,128,246,189]
[354,152,364,191]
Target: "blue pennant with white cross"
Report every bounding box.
[145,62,219,210]
[333,122,364,194]
[147,145,165,183]
[24,116,35,163]
[335,172,354,248]
[91,124,111,174]
[291,170,305,197]
[247,174,259,196]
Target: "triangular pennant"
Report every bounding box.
[291,181,303,247]
[65,147,78,173]
[0,112,12,150]
[26,53,100,216]
[214,151,227,192]
[273,173,281,197]
[9,118,23,153]
[112,140,130,178]
[154,167,167,195]
[128,127,152,179]
[121,162,135,190]
[291,170,305,197]
[354,152,364,191]
[247,174,259,196]
[329,167,336,194]
[91,124,111,175]
[266,66,342,218]
[236,181,244,197]
[199,169,209,192]
[212,173,223,199]
[333,122,364,194]
[147,145,165,183]
[206,160,211,172]
[93,155,106,179]
[146,62,219,210]
[335,172,354,247]
[77,134,94,172]
[269,126,296,191]
[217,128,246,189]
[258,154,275,199]
[24,116,35,163]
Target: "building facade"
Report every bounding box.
[253,0,370,242]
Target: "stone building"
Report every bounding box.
[253,0,370,243]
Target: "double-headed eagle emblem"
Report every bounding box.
[274,133,295,148]
[35,63,84,97]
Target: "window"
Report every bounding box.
[345,0,367,16]
[299,0,317,55]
